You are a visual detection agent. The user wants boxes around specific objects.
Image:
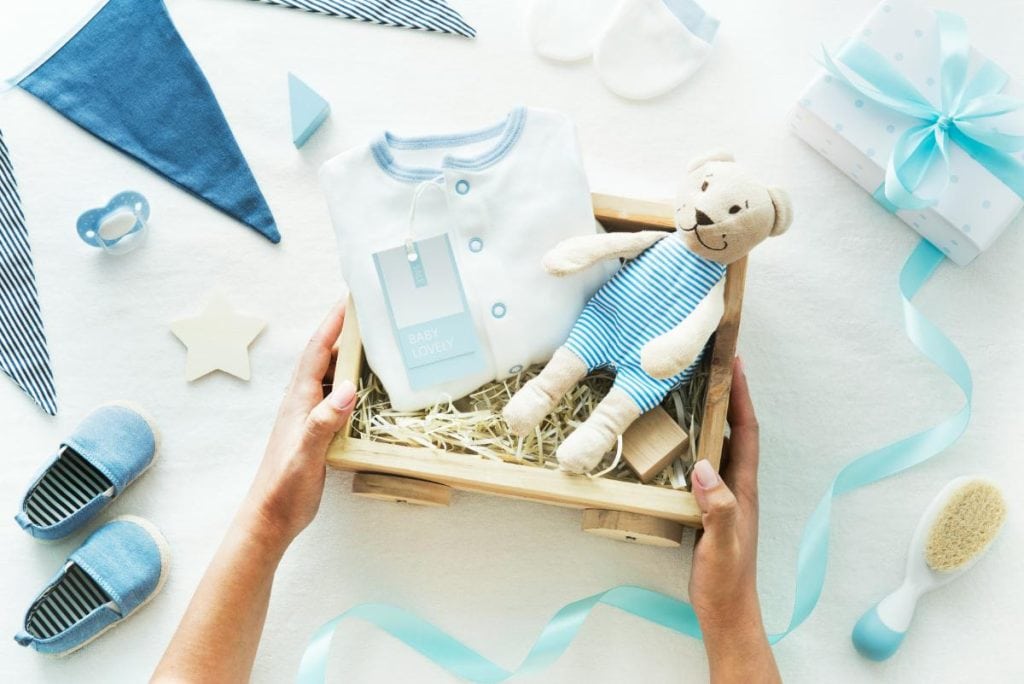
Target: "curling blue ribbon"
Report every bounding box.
[298,587,702,683]
[298,237,970,682]
[821,10,1024,210]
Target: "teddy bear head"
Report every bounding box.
[674,152,792,264]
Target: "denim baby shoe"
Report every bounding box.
[15,516,170,656]
[15,402,159,540]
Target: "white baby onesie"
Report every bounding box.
[320,107,616,410]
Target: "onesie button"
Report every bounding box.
[509,364,523,374]
[491,302,507,319]
[468,237,483,253]
[455,179,471,195]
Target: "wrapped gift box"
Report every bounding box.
[789,0,1024,265]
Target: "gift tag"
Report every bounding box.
[373,234,485,390]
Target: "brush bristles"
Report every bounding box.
[925,480,1007,573]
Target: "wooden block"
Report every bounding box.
[289,72,331,148]
[581,509,683,548]
[352,473,452,507]
[621,407,689,483]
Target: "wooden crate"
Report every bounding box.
[326,194,747,547]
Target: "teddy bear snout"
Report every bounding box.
[694,208,714,226]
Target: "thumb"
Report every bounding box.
[302,379,357,455]
[691,459,738,538]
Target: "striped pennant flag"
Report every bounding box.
[0,128,56,415]
[247,0,476,37]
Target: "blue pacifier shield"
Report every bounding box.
[77,191,150,254]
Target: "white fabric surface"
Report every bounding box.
[1,0,1022,682]
[594,0,715,100]
[526,0,619,62]
[320,106,614,410]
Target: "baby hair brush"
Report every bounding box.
[852,476,1007,661]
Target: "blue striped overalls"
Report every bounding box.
[564,235,726,411]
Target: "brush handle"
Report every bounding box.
[852,583,919,661]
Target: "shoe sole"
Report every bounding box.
[53,514,171,657]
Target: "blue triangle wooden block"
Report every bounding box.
[289,73,330,148]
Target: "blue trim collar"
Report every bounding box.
[371,107,528,183]
[662,0,719,45]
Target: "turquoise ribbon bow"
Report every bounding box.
[298,238,970,682]
[822,11,1024,209]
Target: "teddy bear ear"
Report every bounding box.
[686,151,735,173]
[767,186,793,236]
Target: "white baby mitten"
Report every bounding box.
[594,0,719,100]
[526,0,620,62]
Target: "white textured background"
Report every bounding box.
[1,0,1022,682]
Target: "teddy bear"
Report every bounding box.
[502,152,792,474]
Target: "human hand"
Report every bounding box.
[153,303,355,682]
[688,357,779,683]
[241,301,356,553]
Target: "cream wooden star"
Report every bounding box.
[170,293,266,381]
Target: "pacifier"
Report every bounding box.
[77,191,150,254]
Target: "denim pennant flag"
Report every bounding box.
[0,128,56,415]
[247,0,475,38]
[17,0,280,243]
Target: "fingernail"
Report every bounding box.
[693,460,719,489]
[329,380,356,410]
